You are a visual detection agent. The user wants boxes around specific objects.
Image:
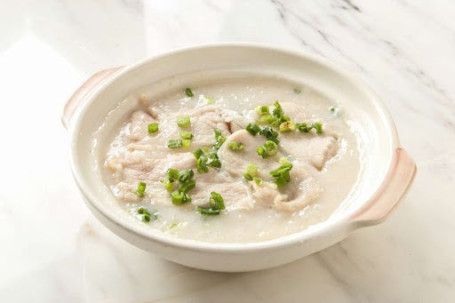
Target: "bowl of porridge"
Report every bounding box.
[63,44,416,272]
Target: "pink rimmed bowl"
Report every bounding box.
[63,44,416,272]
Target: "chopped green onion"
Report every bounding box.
[137,207,158,223]
[296,122,310,132]
[185,88,194,97]
[171,190,191,205]
[177,116,191,128]
[197,191,225,215]
[179,178,196,193]
[253,177,263,185]
[293,88,301,94]
[246,123,261,135]
[260,126,279,143]
[258,114,275,125]
[148,122,159,134]
[142,213,151,222]
[256,146,267,159]
[136,182,146,198]
[264,140,278,156]
[257,140,278,158]
[213,129,226,150]
[312,122,323,134]
[329,106,335,112]
[279,157,290,164]
[193,148,204,159]
[167,168,180,182]
[272,101,284,120]
[180,131,193,140]
[279,121,296,132]
[161,178,174,192]
[270,161,293,187]
[167,139,183,149]
[209,191,225,210]
[206,152,221,168]
[255,105,270,116]
[197,206,221,215]
[297,122,323,134]
[182,139,191,148]
[244,163,258,181]
[178,169,194,183]
[228,141,245,151]
[196,158,209,173]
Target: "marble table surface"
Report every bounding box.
[1,0,454,302]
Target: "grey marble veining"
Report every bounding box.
[0,0,454,302]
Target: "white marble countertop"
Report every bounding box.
[1,0,454,302]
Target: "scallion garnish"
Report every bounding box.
[167,139,183,149]
[182,139,191,148]
[255,105,270,116]
[137,207,158,222]
[185,88,194,97]
[171,190,192,205]
[197,191,225,216]
[244,163,258,181]
[213,129,226,150]
[136,182,146,198]
[246,123,261,135]
[177,116,191,128]
[228,141,245,151]
[178,178,196,193]
[259,126,279,143]
[270,160,293,187]
[279,121,296,132]
[253,177,263,185]
[329,106,336,113]
[312,122,323,134]
[161,178,174,192]
[167,168,180,182]
[164,168,196,205]
[193,148,204,159]
[257,140,278,158]
[296,122,323,134]
[293,88,302,94]
[258,114,275,125]
[206,152,221,168]
[180,131,193,140]
[148,122,159,134]
[197,158,209,173]
[209,191,225,210]
[178,169,194,183]
[197,207,221,215]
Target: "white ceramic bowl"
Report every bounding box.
[63,44,416,272]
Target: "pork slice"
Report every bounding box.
[280,133,338,170]
[185,106,231,147]
[191,170,253,210]
[218,129,282,182]
[129,111,156,141]
[222,110,249,133]
[247,161,322,212]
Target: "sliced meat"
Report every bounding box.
[129,111,156,140]
[280,134,338,170]
[218,129,281,182]
[222,110,249,133]
[186,105,231,147]
[247,161,322,211]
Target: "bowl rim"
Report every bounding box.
[70,42,400,253]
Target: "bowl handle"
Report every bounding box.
[351,148,416,226]
[61,67,123,129]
